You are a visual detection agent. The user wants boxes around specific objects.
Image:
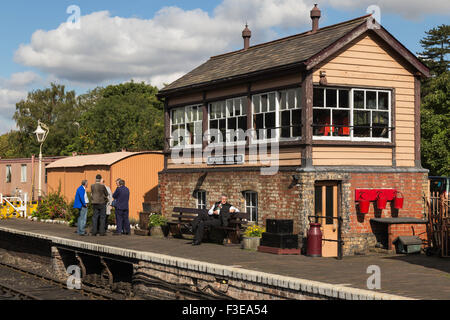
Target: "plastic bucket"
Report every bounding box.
[394,191,404,209]
[359,200,370,214]
[377,193,387,210]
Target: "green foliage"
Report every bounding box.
[33,192,70,221]
[1,81,164,160]
[70,81,164,154]
[421,71,450,176]
[419,24,449,77]
[244,225,265,238]
[148,214,168,228]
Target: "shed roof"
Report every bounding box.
[46,151,162,169]
[159,14,429,96]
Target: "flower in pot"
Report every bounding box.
[242,225,265,251]
[148,214,168,238]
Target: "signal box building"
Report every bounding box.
[157,7,430,256]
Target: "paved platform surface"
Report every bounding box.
[1,219,449,300]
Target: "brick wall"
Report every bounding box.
[159,170,301,233]
[159,169,429,255]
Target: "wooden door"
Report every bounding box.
[315,182,339,258]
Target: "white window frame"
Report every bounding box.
[195,190,207,210]
[170,104,203,148]
[6,165,12,183]
[279,88,302,141]
[208,96,248,146]
[244,191,258,222]
[252,91,280,144]
[313,86,392,143]
[21,164,27,183]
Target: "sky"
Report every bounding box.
[0,0,449,134]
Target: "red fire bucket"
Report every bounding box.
[358,192,370,214]
[394,191,404,209]
[377,192,387,210]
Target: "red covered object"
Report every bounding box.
[307,223,322,257]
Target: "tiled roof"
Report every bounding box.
[160,15,371,93]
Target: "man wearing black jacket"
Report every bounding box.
[191,194,239,246]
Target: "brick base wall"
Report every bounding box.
[159,169,429,256]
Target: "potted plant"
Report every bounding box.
[242,225,265,251]
[148,214,168,238]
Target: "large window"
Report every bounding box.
[6,165,11,183]
[209,96,247,143]
[253,88,302,141]
[170,105,203,147]
[244,191,258,222]
[21,165,27,183]
[313,87,391,141]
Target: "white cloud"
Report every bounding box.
[14,1,315,88]
[11,0,449,91]
[0,87,24,134]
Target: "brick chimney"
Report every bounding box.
[242,24,252,50]
[311,4,321,33]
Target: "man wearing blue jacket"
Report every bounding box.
[73,180,89,236]
[112,179,130,235]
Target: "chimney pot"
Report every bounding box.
[242,24,252,50]
[311,4,321,33]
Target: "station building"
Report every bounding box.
[157,6,431,257]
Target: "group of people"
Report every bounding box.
[73,174,131,236]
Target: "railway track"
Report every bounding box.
[0,261,124,300]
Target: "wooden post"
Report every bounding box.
[301,71,313,168]
[414,76,422,168]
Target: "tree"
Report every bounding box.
[13,83,81,157]
[421,71,450,176]
[419,24,449,176]
[70,82,164,154]
[419,24,449,76]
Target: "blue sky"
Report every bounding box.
[0,0,449,134]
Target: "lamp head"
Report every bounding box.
[34,121,48,143]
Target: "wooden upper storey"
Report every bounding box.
[159,16,429,170]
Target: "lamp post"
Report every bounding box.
[34,120,49,199]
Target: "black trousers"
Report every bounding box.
[191,212,221,243]
[91,204,106,235]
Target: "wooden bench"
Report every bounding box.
[167,207,250,245]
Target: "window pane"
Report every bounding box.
[314,186,322,218]
[339,90,349,108]
[354,111,370,137]
[255,114,263,139]
[373,111,389,138]
[269,93,276,112]
[326,186,334,225]
[326,89,337,108]
[227,100,233,116]
[238,116,247,132]
[281,110,291,138]
[265,112,276,139]
[292,109,302,137]
[234,98,241,116]
[378,92,389,110]
[253,96,261,114]
[261,95,268,113]
[313,109,331,136]
[296,89,302,109]
[221,102,226,118]
[367,91,377,109]
[241,97,248,115]
[313,88,324,107]
[280,91,287,110]
[333,110,350,137]
[228,117,237,131]
[354,90,365,109]
[288,89,296,109]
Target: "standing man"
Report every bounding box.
[103,178,113,234]
[73,180,89,236]
[191,194,239,246]
[113,179,131,236]
[91,174,109,236]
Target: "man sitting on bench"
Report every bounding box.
[191,194,240,246]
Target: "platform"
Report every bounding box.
[0,219,449,300]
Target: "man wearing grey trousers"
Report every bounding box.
[90,174,109,236]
